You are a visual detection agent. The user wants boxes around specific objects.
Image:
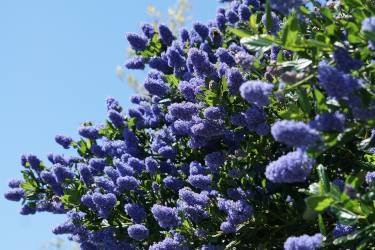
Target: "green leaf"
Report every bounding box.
[265,0,272,32]
[240,35,276,52]
[306,195,334,212]
[296,87,311,116]
[317,164,330,194]
[331,206,358,225]
[282,14,299,48]
[228,28,252,38]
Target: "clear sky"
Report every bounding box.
[0,1,217,249]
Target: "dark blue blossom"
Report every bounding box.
[127,224,149,241]
[216,13,226,31]
[261,12,280,35]
[144,71,170,97]
[55,135,73,149]
[163,176,184,191]
[4,188,25,201]
[265,150,314,183]
[270,0,305,16]
[204,151,225,172]
[317,61,360,99]
[333,224,355,238]
[204,106,224,120]
[78,125,100,140]
[151,204,180,229]
[220,221,236,234]
[92,192,117,219]
[126,33,148,51]
[284,233,323,250]
[180,28,190,43]
[125,56,145,70]
[108,110,124,128]
[226,10,239,24]
[141,23,154,39]
[78,163,93,185]
[271,120,321,147]
[193,22,209,40]
[215,48,236,67]
[333,48,362,73]
[310,112,345,132]
[26,154,42,171]
[149,237,188,250]
[53,164,74,183]
[187,48,215,77]
[166,41,186,68]
[8,179,22,188]
[226,67,245,93]
[89,158,106,174]
[238,4,251,21]
[145,156,158,174]
[168,102,199,120]
[116,176,140,191]
[158,24,174,46]
[240,80,273,107]
[124,203,147,223]
[148,56,172,74]
[243,107,270,135]
[188,174,212,189]
[362,17,375,50]
[366,171,375,184]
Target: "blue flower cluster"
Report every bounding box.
[6,0,375,249]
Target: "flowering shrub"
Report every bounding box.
[6,0,375,249]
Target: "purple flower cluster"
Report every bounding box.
[284,233,323,250]
[265,150,314,183]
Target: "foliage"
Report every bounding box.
[5,0,375,249]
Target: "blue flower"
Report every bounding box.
[310,112,345,132]
[216,13,227,31]
[193,22,209,40]
[53,164,74,183]
[187,48,215,77]
[226,67,245,93]
[362,17,375,50]
[284,233,323,250]
[180,28,190,43]
[226,10,239,24]
[270,0,305,16]
[126,32,148,51]
[127,224,149,241]
[215,48,236,67]
[240,80,273,107]
[116,176,140,191]
[366,171,375,184]
[4,188,25,201]
[188,174,212,190]
[238,4,251,21]
[144,71,170,97]
[243,107,270,135]
[141,23,154,39]
[108,110,124,128]
[124,203,147,223]
[261,12,280,35]
[333,48,362,73]
[333,224,355,238]
[78,163,93,185]
[125,56,145,70]
[158,24,174,46]
[271,120,321,147]
[78,125,100,140]
[220,221,236,234]
[55,135,73,149]
[92,192,117,219]
[168,102,199,120]
[163,176,184,191]
[265,150,314,183]
[317,61,360,99]
[151,204,180,229]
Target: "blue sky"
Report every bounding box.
[0,1,217,249]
